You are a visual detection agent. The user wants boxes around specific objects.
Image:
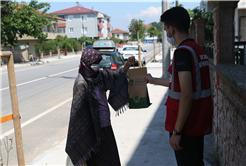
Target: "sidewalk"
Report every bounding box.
[28,53,176,166]
[0,52,82,72]
[28,53,212,166]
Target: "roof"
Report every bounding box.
[50,6,97,14]
[144,24,152,28]
[37,10,66,21]
[17,4,66,21]
[111,28,129,34]
[58,23,66,27]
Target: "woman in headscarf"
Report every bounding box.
[66,49,135,166]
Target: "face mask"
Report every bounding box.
[90,64,100,72]
[166,28,177,47]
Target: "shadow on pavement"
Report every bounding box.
[126,93,177,166]
[126,92,218,166]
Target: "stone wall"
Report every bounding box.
[213,64,246,165]
[1,46,30,63]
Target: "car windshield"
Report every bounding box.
[123,47,138,51]
[100,54,112,64]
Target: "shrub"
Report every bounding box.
[61,40,73,52]
[34,43,43,55]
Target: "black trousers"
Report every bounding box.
[169,132,204,166]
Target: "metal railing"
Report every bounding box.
[202,45,214,60]
[235,41,246,66]
[203,42,246,66]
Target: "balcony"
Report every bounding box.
[107,24,111,28]
[18,32,66,41]
[98,33,104,37]
[107,34,112,38]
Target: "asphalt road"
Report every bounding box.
[0,44,161,165]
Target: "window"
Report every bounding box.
[116,52,125,62]
[81,15,88,22]
[82,27,88,35]
[69,28,74,33]
[117,34,120,38]
[58,15,65,19]
[58,28,65,33]
[100,54,112,64]
[123,47,138,51]
[68,15,73,21]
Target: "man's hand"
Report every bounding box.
[124,56,135,72]
[169,134,183,151]
[143,74,153,84]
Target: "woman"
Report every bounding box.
[65,49,135,166]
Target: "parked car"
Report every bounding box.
[82,45,93,53]
[92,40,125,71]
[120,45,147,65]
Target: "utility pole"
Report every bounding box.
[162,0,170,78]
[176,0,178,6]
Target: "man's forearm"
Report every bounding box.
[150,78,169,87]
[174,93,193,132]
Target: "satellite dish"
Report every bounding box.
[76,0,83,7]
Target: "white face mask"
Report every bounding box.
[166,28,177,47]
[90,64,100,72]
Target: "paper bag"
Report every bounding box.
[128,67,151,109]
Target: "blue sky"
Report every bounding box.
[17,0,201,31]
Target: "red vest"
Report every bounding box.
[165,41,213,136]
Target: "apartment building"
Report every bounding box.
[18,12,66,56]
[51,6,112,40]
[235,0,246,41]
[200,0,211,12]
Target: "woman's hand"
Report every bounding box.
[124,56,135,72]
[127,56,135,66]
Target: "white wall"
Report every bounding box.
[66,13,97,39]
[234,3,246,41]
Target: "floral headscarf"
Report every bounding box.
[80,49,102,67]
[79,49,102,79]
[79,49,104,96]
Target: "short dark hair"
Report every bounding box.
[160,7,190,33]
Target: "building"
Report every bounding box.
[50,6,112,40]
[200,0,211,12]
[200,0,245,42]
[111,28,129,40]
[143,24,157,44]
[17,11,66,57]
[235,0,246,41]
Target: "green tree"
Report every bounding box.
[1,0,57,46]
[156,30,162,42]
[191,7,214,44]
[149,22,162,31]
[128,19,146,42]
[78,36,86,44]
[147,26,158,38]
[55,35,64,46]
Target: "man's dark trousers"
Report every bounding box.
[170,133,204,166]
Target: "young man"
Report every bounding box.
[144,7,213,166]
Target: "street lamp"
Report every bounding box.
[82,23,84,36]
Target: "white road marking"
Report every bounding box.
[0,97,72,139]
[0,68,77,91]
[0,57,80,74]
